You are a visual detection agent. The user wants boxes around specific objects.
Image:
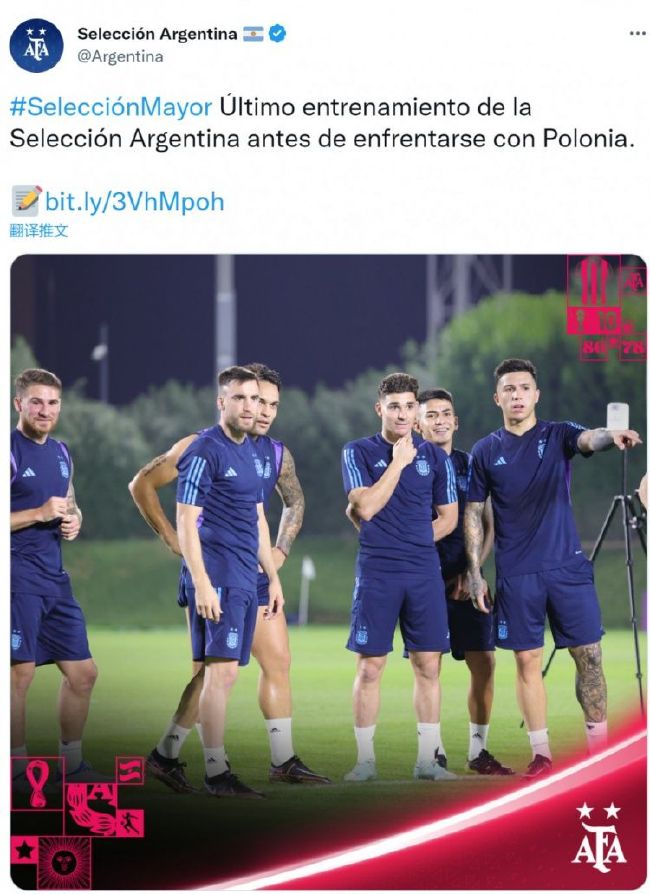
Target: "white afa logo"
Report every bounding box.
[572,803,626,874]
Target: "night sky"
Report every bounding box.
[11,255,566,404]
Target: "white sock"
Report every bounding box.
[354,725,376,763]
[11,745,28,778]
[203,746,228,777]
[416,723,442,763]
[59,739,83,774]
[585,720,607,754]
[194,723,205,746]
[156,722,192,760]
[469,722,490,760]
[528,728,552,760]
[265,717,294,766]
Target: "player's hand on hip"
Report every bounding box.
[39,496,70,523]
[195,582,222,622]
[60,514,81,540]
[612,429,642,450]
[392,435,417,470]
[264,578,285,619]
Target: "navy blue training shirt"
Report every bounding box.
[11,429,73,596]
[176,425,264,592]
[467,420,590,577]
[437,448,470,579]
[342,432,457,577]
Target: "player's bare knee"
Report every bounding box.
[466,650,495,680]
[64,660,99,695]
[410,653,440,683]
[204,660,239,690]
[356,656,385,686]
[11,662,36,696]
[514,648,543,680]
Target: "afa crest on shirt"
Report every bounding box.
[263,459,272,479]
[415,459,431,477]
[456,474,468,492]
[254,458,264,478]
[59,459,69,479]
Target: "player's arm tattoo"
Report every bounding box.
[570,642,607,722]
[577,428,614,454]
[464,500,485,574]
[66,481,83,523]
[275,448,305,556]
[141,453,168,478]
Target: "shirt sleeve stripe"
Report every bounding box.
[445,456,458,503]
[344,448,363,489]
[182,456,207,505]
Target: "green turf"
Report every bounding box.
[20,626,646,887]
[65,536,647,628]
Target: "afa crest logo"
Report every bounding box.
[10,19,64,72]
[11,630,22,650]
[355,627,368,646]
[226,629,239,650]
[263,459,272,479]
[456,474,468,492]
[572,803,626,874]
[254,458,264,478]
[415,459,430,477]
[537,438,547,459]
[497,620,508,640]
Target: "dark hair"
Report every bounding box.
[418,388,454,408]
[244,362,282,390]
[217,365,258,389]
[378,372,419,398]
[494,358,537,385]
[15,368,62,396]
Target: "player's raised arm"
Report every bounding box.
[577,427,642,454]
[345,435,416,522]
[273,446,305,569]
[129,434,197,556]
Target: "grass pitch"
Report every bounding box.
[22,626,646,889]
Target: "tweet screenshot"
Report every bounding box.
[3,2,648,890]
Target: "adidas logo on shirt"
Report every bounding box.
[224,467,238,478]
[493,456,507,466]
[22,468,36,477]
[374,460,388,469]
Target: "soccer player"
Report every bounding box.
[173,365,285,798]
[416,389,514,776]
[129,364,329,791]
[465,358,642,780]
[342,373,458,782]
[11,368,100,781]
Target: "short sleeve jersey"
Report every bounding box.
[11,429,73,597]
[437,448,470,579]
[176,425,263,591]
[467,420,589,577]
[341,432,457,577]
[253,435,284,506]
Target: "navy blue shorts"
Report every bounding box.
[11,591,92,666]
[495,555,603,651]
[179,570,269,610]
[183,578,258,666]
[347,574,450,656]
[447,598,496,660]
